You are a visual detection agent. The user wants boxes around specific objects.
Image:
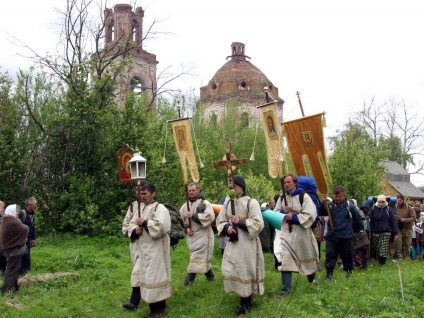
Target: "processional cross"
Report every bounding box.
[213,142,248,189]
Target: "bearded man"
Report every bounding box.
[394,194,416,259]
[277,173,320,295]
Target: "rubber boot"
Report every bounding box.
[281,271,292,295]
[205,269,215,281]
[307,272,316,283]
[149,300,166,317]
[239,297,250,315]
[184,273,196,286]
[245,296,252,311]
[122,287,140,310]
[157,300,166,315]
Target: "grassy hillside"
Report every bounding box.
[1,233,423,317]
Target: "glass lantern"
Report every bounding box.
[129,150,147,180]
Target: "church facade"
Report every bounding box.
[100,5,284,119]
[200,42,284,124]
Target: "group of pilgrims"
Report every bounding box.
[122,173,424,317]
[121,173,322,317]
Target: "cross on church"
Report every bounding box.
[213,142,248,189]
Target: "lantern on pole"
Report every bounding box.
[129,149,147,216]
[129,150,147,181]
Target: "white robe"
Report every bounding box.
[129,202,171,303]
[276,192,320,275]
[122,201,141,287]
[180,198,215,273]
[217,196,265,297]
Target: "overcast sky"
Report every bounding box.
[1,0,424,185]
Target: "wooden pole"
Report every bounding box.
[185,184,192,230]
[296,91,305,117]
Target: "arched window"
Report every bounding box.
[210,112,218,125]
[131,20,139,42]
[130,76,145,94]
[107,20,115,42]
[241,112,249,127]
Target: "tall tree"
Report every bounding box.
[328,121,385,202]
[0,70,27,202]
[354,96,424,175]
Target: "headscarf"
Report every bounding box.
[375,195,388,207]
[4,204,18,217]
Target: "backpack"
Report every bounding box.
[18,209,27,224]
[298,176,322,229]
[164,203,185,248]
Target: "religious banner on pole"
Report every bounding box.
[257,101,285,179]
[281,112,331,195]
[169,118,199,184]
[117,144,136,185]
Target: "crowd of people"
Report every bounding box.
[2,178,424,317]
[0,197,37,294]
[117,176,424,317]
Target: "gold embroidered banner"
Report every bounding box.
[281,112,331,194]
[169,118,199,184]
[257,102,285,178]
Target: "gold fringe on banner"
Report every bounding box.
[282,112,331,194]
[169,118,199,184]
[257,102,284,178]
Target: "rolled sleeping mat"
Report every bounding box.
[262,209,285,230]
[211,204,222,215]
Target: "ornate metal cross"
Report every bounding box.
[213,142,248,189]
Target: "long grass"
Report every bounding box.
[1,233,423,317]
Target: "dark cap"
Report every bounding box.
[233,175,246,191]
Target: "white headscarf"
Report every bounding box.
[5,204,18,217]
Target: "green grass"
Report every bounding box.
[1,233,423,317]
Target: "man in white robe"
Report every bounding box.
[122,201,141,310]
[217,175,265,315]
[179,182,215,286]
[276,173,320,295]
[129,183,171,317]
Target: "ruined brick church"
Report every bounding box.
[103,4,284,121]
[100,4,158,108]
[200,42,284,123]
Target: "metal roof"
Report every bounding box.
[381,160,409,175]
[381,160,424,199]
[386,180,424,199]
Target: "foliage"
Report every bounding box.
[1,233,424,317]
[0,70,27,204]
[1,0,422,239]
[243,170,278,204]
[327,121,385,202]
[189,100,280,205]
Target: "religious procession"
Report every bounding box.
[108,90,424,318]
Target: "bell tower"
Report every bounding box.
[102,4,158,108]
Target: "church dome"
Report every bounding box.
[200,42,283,106]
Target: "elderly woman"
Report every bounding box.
[0,204,28,294]
[367,195,399,265]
